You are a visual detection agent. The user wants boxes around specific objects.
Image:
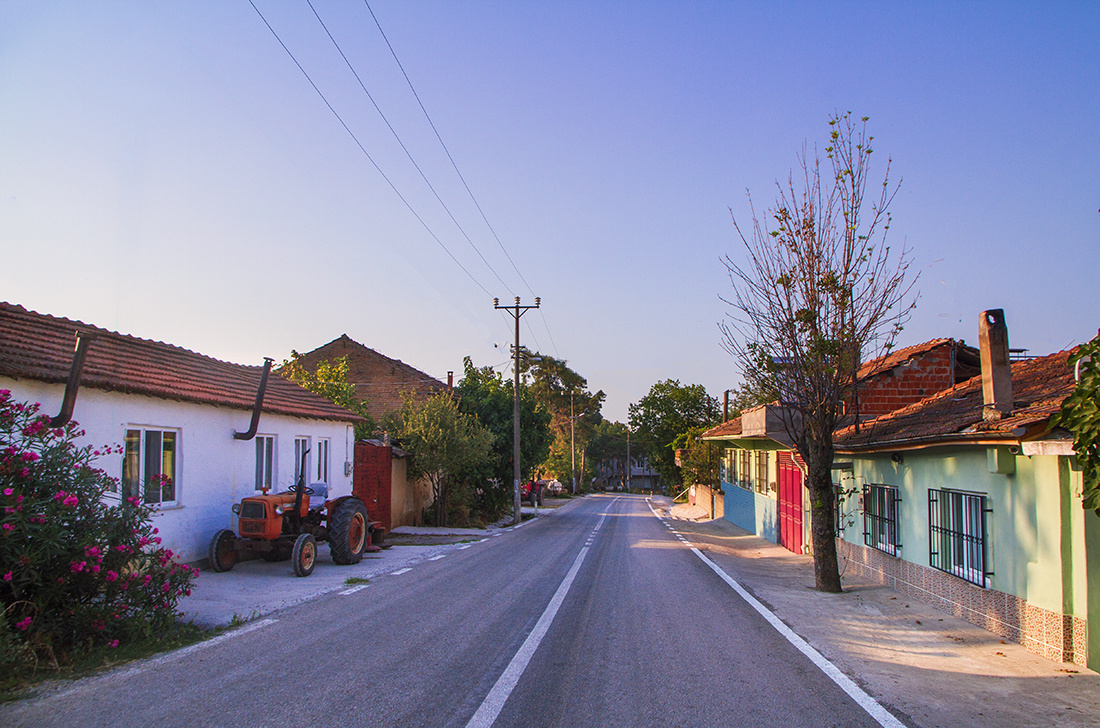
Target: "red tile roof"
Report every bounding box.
[0,303,361,423]
[835,348,1076,450]
[857,338,956,381]
[700,418,743,440]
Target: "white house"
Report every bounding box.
[0,302,363,563]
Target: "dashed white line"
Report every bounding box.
[428,554,447,561]
[390,567,412,576]
[340,584,369,595]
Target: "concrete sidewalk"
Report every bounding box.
[654,497,1100,728]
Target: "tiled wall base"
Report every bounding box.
[836,539,1087,666]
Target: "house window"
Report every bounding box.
[928,489,990,587]
[755,451,770,495]
[739,450,752,490]
[316,437,330,484]
[121,428,178,506]
[863,484,901,556]
[294,437,310,487]
[255,436,275,491]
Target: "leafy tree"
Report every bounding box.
[1051,332,1100,513]
[588,420,633,490]
[720,112,917,592]
[280,352,376,440]
[519,351,604,488]
[629,380,720,490]
[384,391,493,526]
[672,426,720,488]
[454,357,552,513]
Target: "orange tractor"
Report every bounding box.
[208,450,380,577]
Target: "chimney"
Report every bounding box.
[723,390,730,422]
[978,309,1013,420]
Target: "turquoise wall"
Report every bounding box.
[839,446,1086,616]
[721,480,777,544]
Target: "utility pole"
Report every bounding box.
[626,428,631,493]
[570,391,576,495]
[494,296,540,526]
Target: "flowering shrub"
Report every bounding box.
[0,391,197,667]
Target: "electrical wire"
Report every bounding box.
[363,0,561,357]
[306,0,514,297]
[247,0,492,298]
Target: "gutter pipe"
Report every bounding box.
[234,358,273,441]
[50,330,97,428]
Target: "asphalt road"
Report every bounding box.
[1,495,897,727]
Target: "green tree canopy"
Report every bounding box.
[1051,332,1100,513]
[629,379,720,489]
[384,391,494,526]
[455,356,552,494]
[280,352,376,439]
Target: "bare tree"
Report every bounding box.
[720,113,918,592]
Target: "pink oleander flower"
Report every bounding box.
[70,561,86,573]
[2,571,11,581]
[108,639,119,648]
[105,571,118,582]
[1,524,13,532]
[2,487,12,496]
[91,564,101,574]
[16,617,32,631]
[63,494,79,507]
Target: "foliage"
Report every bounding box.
[519,351,605,485]
[588,421,636,491]
[454,357,552,516]
[672,426,720,488]
[720,112,917,592]
[1050,333,1100,513]
[385,391,494,526]
[280,352,377,439]
[629,380,720,489]
[0,392,197,671]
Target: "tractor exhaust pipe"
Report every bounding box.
[50,330,97,428]
[234,358,274,441]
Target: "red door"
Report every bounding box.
[777,452,803,554]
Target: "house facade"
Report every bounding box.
[0,303,362,564]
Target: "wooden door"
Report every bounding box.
[777,451,803,554]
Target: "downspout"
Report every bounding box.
[233,358,273,441]
[50,330,97,428]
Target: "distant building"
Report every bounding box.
[293,335,447,422]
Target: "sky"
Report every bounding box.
[1,1,1097,423]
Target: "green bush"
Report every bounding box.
[0,391,197,666]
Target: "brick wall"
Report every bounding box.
[858,346,957,418]
[837,539,1087,665]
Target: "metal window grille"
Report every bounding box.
[834,486,843,537]
[928,489,991,587]
[739,450,752,490]
[755,451,769,495]
[863,484,901,556]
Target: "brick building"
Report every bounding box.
[294,335,448,423]
[853,338,979,420]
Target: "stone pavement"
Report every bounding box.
[655,497,1100,728]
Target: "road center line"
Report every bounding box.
[644,499,903,728]
[340,584,368,595]
[464,533,594,728]
[390,567,412,576]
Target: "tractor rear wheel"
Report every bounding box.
[208,529,237,572]
[292,533,317,577]
[329,499,369,565]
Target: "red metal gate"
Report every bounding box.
[777,451,803,554]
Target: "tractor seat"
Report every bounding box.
[308,482,328,508]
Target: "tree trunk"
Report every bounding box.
[806,455,842,593]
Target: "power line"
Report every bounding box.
[306,0,514,297]
[247,0,492,298]
[363,0,535,298]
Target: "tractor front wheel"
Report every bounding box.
[208,529,237,573]
[292,533,317,577]
[329,499,369,565]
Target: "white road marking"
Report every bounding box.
[457,544,473,550]
[465,527,597,728]
[340,584,368,595]
[429,554,447,561]
[643,499,903,728]
[390,567,412,576]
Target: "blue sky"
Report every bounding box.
[2,1,1097,422]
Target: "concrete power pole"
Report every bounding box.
[494,296,540,526]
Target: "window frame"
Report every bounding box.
[315,437,330,484]
[121,426,179,507]
[293,436,311,488]
[255,435,275,492]
[862,483,901,556]
[928,488,991,587]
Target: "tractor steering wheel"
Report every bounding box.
[290,484,314,496]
